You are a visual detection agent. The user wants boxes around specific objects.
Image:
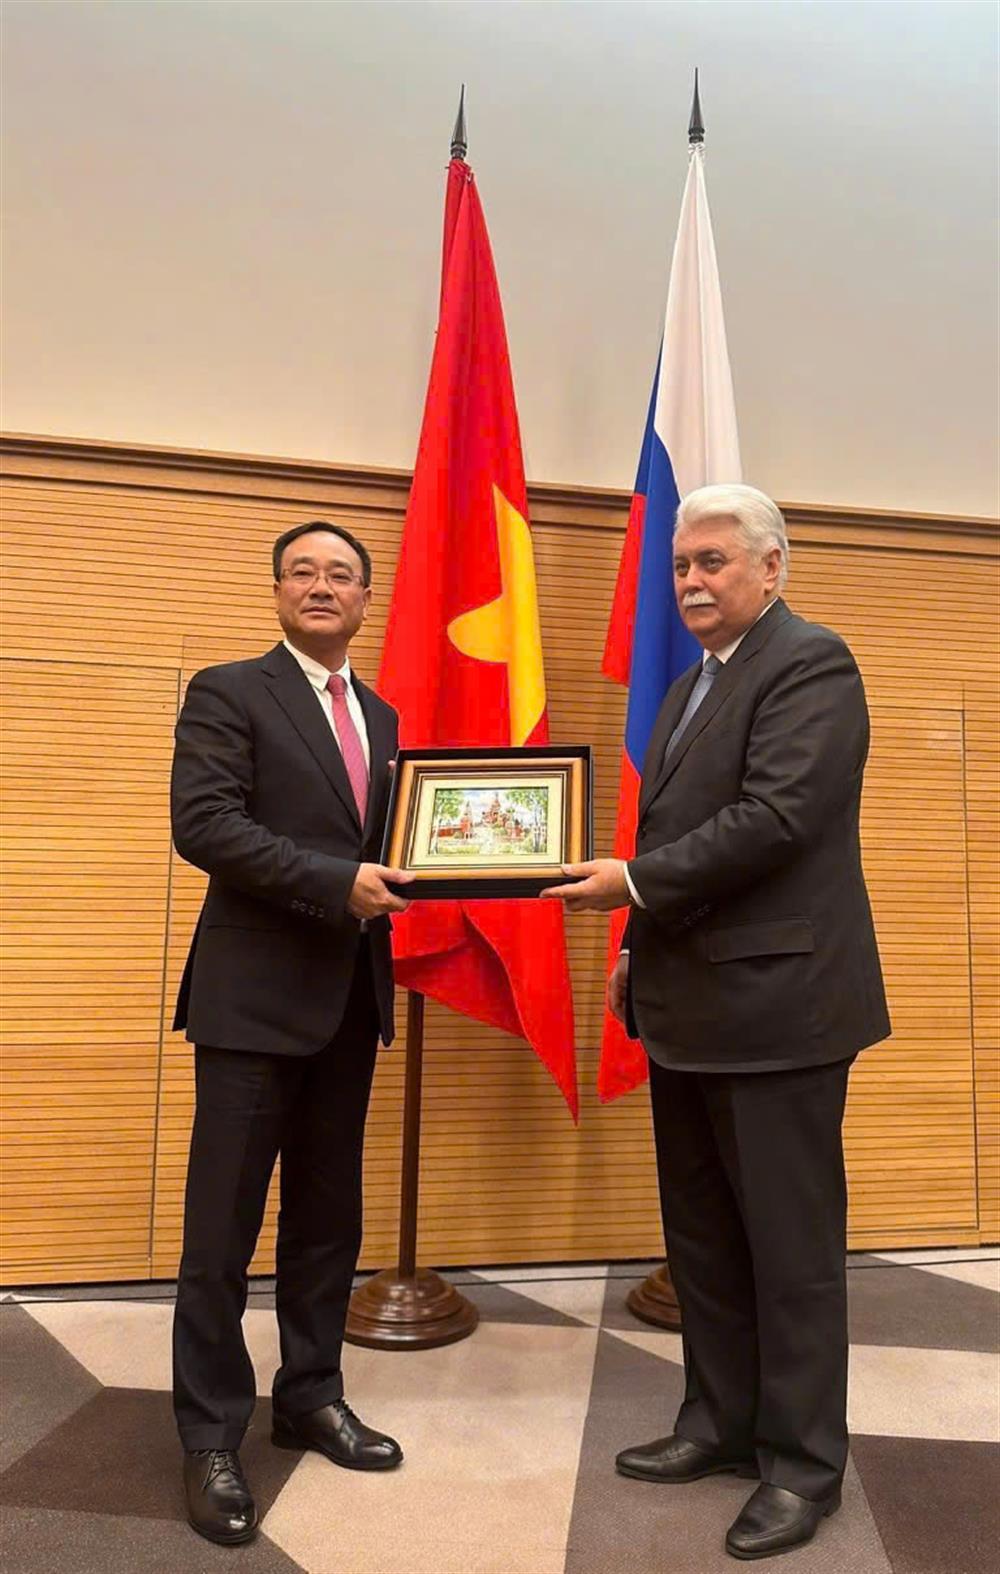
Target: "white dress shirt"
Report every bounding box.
[282,640,371,769]
[622,600,778,912]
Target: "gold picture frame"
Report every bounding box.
[382,746,593,898]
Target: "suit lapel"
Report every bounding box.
[639,599,792,815]
[637,663,700,819]
[648,656,740,796]
[260,644,361,828]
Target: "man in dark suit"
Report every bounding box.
[544,484,889,1561]
[171,520,413,1545]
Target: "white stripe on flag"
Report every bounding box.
[653,145,742,497]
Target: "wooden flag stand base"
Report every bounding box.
[345,990,479,1350]
[626,1263,684,1331]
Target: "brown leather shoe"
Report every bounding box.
[616,1433,756,1483]
[183,1449,258,1545]
[726,1482,841,1559]
[272,1398,403,1471]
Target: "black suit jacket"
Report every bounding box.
[624,599,890,1072]
[171,642,398,1055]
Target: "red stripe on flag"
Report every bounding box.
[597,753,649,1101]
[601,493,645,686]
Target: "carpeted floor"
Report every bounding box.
[1,1250,997,1573]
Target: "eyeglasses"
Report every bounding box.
[280,567,366,590]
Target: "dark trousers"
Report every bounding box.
[648,1055,854,1500]
[172,947,380,1451]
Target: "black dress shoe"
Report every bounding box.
[272,1398,403,1471]
[183,1449,258,1545]
[615,1433,756,1483]
[726,1482,841,1560]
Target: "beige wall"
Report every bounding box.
[2,1,998,516]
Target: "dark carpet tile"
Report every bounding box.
[847,1263,1000,1353]
[4,1282,179,1304]
[851,1434,1000,1574]
[459,1274,591,1327]
[0,1389,300,1521]
[565,1330,893,1573]
[598,1260,999,1349]
[0,1506,307,1574]
[564,1327,688,1573]
[4,1278,281,1307]
[0,1304,102,1472]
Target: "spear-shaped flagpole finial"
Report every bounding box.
[451,84,468,160]
[688,68,704,146]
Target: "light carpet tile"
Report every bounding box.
[472,1265,610,1283]
[24,1301,284,1395]
[909,1259,1000,1293]
[24,1302,176,1390]
[872,1248,1000,1266]
[601,1329,998,1443]
[471,1273,608,1327]
[264,1322,599,1574]
[847,1345,1000,1441]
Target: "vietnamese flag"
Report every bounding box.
[379,155,578,1119]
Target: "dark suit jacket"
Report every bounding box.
[171,642,398,1055]
[624,599,890,1072]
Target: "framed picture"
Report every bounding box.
[382,745,593,899]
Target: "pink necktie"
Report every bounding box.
[326,674,369,823]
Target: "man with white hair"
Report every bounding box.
[544,484,889,1560]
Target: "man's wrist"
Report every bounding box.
[622,862,646,908]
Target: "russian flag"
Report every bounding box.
[598,127,742,1102]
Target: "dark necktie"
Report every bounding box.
[326,674,369,822]
[664,654,723,760]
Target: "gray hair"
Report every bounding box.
[675,484,789,589]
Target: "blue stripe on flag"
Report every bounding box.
[624,426,701,770]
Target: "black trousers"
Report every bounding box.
[648,1055,853,1500]
[172,946,380,1451]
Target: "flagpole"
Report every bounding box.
[345,89,482,1350]
[450,82,467,159]
[624,71,708,1336]
[397,990,425,1278]
[345,984,480,1347]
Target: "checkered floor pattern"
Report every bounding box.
[2,1251,997,1572]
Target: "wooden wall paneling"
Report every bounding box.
[974,1047,1000,1241]
[151,638,283,1280]
[847,703,976,1239]
[965,702,999,1048]
[2,434,997,1282]
[0,659,176,1282]
[784,539,997,1242]
[965,698,1000,1240]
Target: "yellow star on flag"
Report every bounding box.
[446,484,547,746]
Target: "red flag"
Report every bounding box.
[379,158,578,1119]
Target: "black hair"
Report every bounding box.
[272,521,372,586]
